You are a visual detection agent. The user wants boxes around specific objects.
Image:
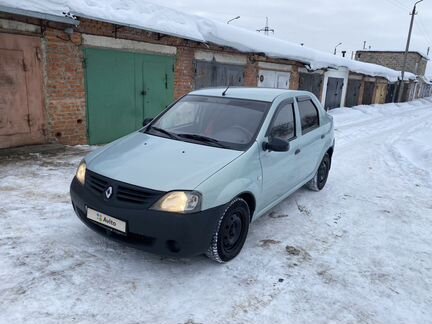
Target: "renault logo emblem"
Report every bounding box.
[105,186,113,199]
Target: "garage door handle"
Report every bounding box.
[295,149,301,155]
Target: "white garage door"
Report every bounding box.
[258,70,290,89]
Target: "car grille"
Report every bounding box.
[85,170,164,207]
[86,172,108,194]
[117,185,158,205]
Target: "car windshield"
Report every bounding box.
[145,95,271,150]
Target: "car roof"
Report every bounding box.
[189,87,313,103]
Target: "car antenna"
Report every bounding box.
[222,84,230,96]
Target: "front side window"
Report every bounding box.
[298,98,319,134]
[145,95,271,150]
[268,102,296,141]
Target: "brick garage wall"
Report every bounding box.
[289,66,300,90]
[43,28,87,145]
[174,46,195,99]
[244,59,258,87]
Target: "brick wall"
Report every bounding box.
[244,59,258,87]
[43,28,87,145]
[289,66,300,90]
[174,46,195,99]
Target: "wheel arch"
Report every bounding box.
[237,191,256,221]
[326,145,334,168]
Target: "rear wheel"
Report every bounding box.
[206,198,250,263]
[307,153,331,191]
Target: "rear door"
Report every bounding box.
[295,96,325,183]
[259,99,300,207]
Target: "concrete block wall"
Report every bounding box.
[356,51,428,76]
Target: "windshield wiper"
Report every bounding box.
[177,133,228,148]
[148,126,180,140]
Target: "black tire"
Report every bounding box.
[306,153,331,191]
[206,198,250,263]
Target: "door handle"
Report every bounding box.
[295,149,301,155]
[321,134,325,139]
[141,90,147,96]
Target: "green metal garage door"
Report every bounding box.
[85,48,175,145]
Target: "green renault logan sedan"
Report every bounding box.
[70,87,335,263]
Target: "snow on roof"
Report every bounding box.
[0,0,417,82]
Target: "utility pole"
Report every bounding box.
[398,0,423,102]
[257,17,275,36]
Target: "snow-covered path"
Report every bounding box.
[1,99,432,324]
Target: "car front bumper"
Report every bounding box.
[70,177,225,257]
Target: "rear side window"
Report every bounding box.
[297,98,319,134]
[268,102,296,141]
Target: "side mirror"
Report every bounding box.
[263,137,290,152]
[142,118,154,126]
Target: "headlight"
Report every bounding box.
[151,191,201,213]
[76,161,86,185]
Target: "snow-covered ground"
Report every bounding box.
[1,99,432,324]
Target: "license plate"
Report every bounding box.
[87,208,126,233]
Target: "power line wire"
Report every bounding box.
[382,0,408,11]
[383,0,431,51]
[416,16,432,45]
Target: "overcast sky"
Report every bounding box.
[153,0,432,76]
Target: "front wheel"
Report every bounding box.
[206,198,250,263]
[306,153,331,191]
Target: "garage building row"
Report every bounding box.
[0,9,429,149]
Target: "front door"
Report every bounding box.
[259,100,300,208]
[324,77,344,110]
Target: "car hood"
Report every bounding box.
[86,132,244,191]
